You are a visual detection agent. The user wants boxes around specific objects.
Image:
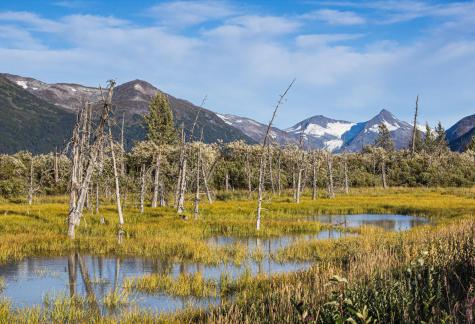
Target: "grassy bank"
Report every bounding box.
[0,187,473,322]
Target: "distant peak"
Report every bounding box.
[378,108,393,116]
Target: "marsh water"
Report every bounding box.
[0,214,428,314]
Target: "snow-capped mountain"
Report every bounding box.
[341,109,414,151]
[217,109,421,152]
[4,72,456,154]
[286,115,356,151]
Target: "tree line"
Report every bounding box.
[0,83,474,236]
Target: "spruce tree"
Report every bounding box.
[374,123,394,151]
[144,92,176,146]
[423,122,435,152]
[434,121,448,152]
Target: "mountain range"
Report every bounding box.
[0,73,473,154]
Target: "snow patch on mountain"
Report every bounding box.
[325,139,344,151]
[303,122,356,137]
[16,80,28,89]
[216,113,233,125]
[368,120,401,133]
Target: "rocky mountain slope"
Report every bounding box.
[1,73,473,154]
[446,114,475,151]
[0,74,256,152]
[0,76,75,154]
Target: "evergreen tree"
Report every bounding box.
[434,121,448,152]
[374,123,394,151]
[411,128,423,153]
[423,122,435,152]
[466,134,475,151]
[144,92,176,146]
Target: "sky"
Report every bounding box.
[0,0,474,128]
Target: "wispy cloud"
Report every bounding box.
[296,33,364,47]
[53,1,94,9]
[302,9,366,25]
[0,2,474,126]
[147,0,237,28]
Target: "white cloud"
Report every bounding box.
[0,6,474,128]
[296,33,364,47]
[204,15,300,39]
[148,0,236,28]
[0,25,45,49]
[0,11,61,32]
[303,9,366,25]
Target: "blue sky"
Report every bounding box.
[0,0,474,128]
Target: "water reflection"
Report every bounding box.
[0,214,428,313]
[0,255,220,313]
[307,214,429,231]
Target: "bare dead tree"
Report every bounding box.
[326,151,335,199]
[120,112,126,176]
[107,115,124,225]
[193,131,203,220]
[411,95,419,154]
[225,171,230,192]
[27,156,35,205]
[277,150,282,196]
[54,149,59,183]
[176,126,187,214]
[267,145,275,195]
[139,163,146,214]
[151,150,161,208]
[312,151,318,200]
[381,156,388,189]
[95,183,100,215]
[201,158,213,204]
[245,149,252,199]
[67,80,115,239]
[295,134,305,203]
[343,154,349,194]
[257,79,295,231]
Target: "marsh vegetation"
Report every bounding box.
[0,188,473,323]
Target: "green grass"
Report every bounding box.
[0,187,474,322]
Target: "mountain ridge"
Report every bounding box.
[0,73,473,153]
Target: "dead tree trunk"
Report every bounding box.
[312,151,318,200]
[175,126,185,209]
[151,151,161,208]
[201,159,213,204]
[140,163,146,214]
[277,151,282,196]
[108,121,124,225]
[246,150,252,199]
[194,142,201,220]
[177,126,187,214]
[257,79,295,231]
[267,146,275,195]
[159,181,166,207]
[67,81,115,239]
[326,151,335,199]
[225,171,230,192]
[343,155,349,194]
[28,157,34,205]
[95,183,100,214]
[120,112,126,176]
[381,158,388,189]
[54,150,59,184]
[411,95,419,154]
[296,167,303,203]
